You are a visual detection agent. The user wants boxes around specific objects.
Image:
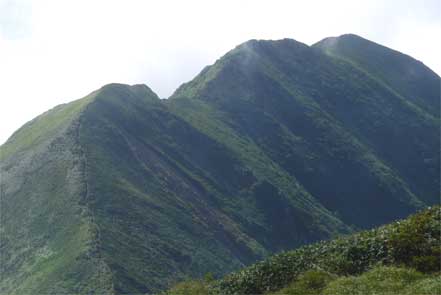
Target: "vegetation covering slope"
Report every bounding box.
[1,83,346,294]
[0,91,114,294]
[77,83,347,293]
[170,36,439,226]
[164,206,441,295]
[1,34,439,294]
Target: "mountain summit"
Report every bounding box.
[314,34,440,117]
[1,34,439,294]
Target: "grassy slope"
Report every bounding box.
[170,38,438,228]
[78,83,348,294]
[0,91,114,294]
[313,34,441,203]
[164,206,440,295]
[1,82,346,294]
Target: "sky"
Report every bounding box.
[1,0,440,145]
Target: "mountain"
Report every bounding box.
[170,35,439,224]
[1,34,439,294]
[0,84,346,295]
[165,206,440,295]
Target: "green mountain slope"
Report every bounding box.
[77,82,350,293]
[0,83,347,294]
[0,91,114,294]
[1,34,439,294]
[170,37,439,226]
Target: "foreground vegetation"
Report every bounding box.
[163,206,441,294]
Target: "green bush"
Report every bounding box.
[388,206,441,272]
[271,270,336,295]
[323,266,426,295]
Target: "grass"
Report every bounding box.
[323,266,438,295]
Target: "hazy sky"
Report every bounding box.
[1,0,440,144]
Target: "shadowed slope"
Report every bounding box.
[79,83,347,293]
[171,36,438,227]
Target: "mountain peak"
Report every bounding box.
[171,37,311,100]
[315,33,365,43]
[313,33,440,116]
[96,83,160,102]
[236,38,309,50]
[313,33,387,53]
[0,83,160,160]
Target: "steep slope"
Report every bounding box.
[170,36,439,227]
[314,34,440,202]
[1,34,439,294]
[0,92,114,294]
[77,84,347,293]
[1,83,347,294]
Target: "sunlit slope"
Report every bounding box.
[0,91,114,294]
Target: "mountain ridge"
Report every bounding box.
[1,34,439,294]
[169,35,437,223]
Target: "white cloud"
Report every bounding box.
[1,0,440,144]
